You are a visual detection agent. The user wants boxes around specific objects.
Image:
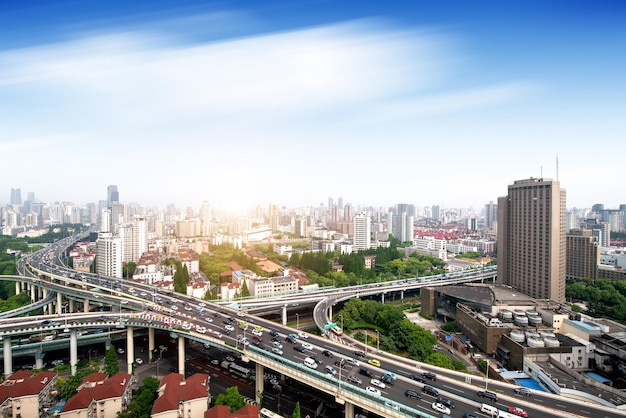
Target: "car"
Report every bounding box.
[365,386,381,396]
[225,325,234,332]
[477,390,498,402]
[462,414,478,418]
[370,379,386,389]
[297,332,308,339]
[182,322,192,330]
[346,357,360,366]
[322,349,333,357]
[335,358,347,368]
[422,371,437,381]
[288,333,300,339]
[293,345,306,353]
[272,341,283,349]
[252,335,263,342]
[269,330,279,337]
[431,402,451,415]
[422,385,439,397]
[199,302,206,307]
[508,407,528,417]
[237,311,246,317]
[514,387,531,396]
[347,375,362,385]
[324,365,337,376]
[117,348,125,354]
[254,325,264,331]
[405,389,421,399]
[171,305,178,311]
[368,359,381,367]
[359,367,374,377]
[301,342,313,350]
[381,374,395,386]
[210,359,219,365]
[226,356,235,362]
[206,317,213,322]
[354,350,366,358]
[184,306,193,311]
[285,336,297,344]
[51,359,65,366]
[311,355,323,364]
[271,348,283,355]
[252,329,263,337]
[196,326,207,334]
[135,358,143,365]
[384,401,399,411]
[437,397,455,409]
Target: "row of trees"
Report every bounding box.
[567,278,626,321]
[336,298,466,371]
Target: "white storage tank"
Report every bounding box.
[528,315,542,327]
[544,337,560,348]
[499,310,513,322]
[527,337,545,348]
[514,314,529,327]
[510,329,525,343]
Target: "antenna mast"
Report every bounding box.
[556,154,559,181]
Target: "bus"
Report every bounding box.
[326,323,343,336]
[228,363,253,379]
[260,408,283,418]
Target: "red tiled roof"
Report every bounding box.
[0,370,56,403]
[61,372,131,412]
[205,405,259,418]
[152,373,210,415]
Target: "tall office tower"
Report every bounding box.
[431,205,440,222]
[101,209,111,232]
[484,201,498,229]
[110,202,127,230]
[621,204,626,232]
[96,232,122,278]
[119,223,134,263]
[591,203,604,218]
[331,204,339,222]
[295,218,306,238]
[581,218,610,247]
[107,185,119,207]
[268,203,280,231]
[27,192,35,203]
[566,229,599,283]
[497,178,566,302]
[343,204,353,222]
[133,215,148,261]
[396,203,415,218]
[328,197,334,210]
[10,188,21,205]
[353,212,371,251]
[338,196,344,210]
[606,210,625,233]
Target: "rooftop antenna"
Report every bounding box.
[540,166,543,179]
[556,154,559,181]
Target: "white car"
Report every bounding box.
[135,358,143,365]
[272,341,283,349]
[199,302,206,307]
[297,332,308,339]
[370,379,386,389]
[225,325,235,332]
[184,306,193,311]
[302,342,313,350]
[431,402,451,415]
[252,329,263,337]
[196,326,207,334]
[237,311,246,317]
[206,317,213,323]
[171,305,178,311]
[366,386,381,396]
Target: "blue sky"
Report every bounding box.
[1,0,625,212]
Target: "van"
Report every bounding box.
[422,385,439,397]
[477,390,498,402]
[303,357,318,369]
[480,403,499,416]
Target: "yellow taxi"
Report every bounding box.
[368,358,381,367]
[254,325,264,332]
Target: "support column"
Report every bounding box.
[282,305,287,326]
[148,328,155,361]
[400,290,404,300]
[15,282,20,295]
[3,336,12,377]
[69,299,75,313]
[344,402,354,418]
[127,326,135,374]
[30,285,36,301]
[83,298,90,312]
[381,292,385,304]
[35,351,45,370]
[70,329,78,375]
[178,336,185,376]
[255,363,264,404]
[56,293,63,315]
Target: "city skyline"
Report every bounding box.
[1,1,625,210]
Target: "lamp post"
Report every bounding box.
[295,313,299,330]
[376,330,380,353]
[485,359,490,391]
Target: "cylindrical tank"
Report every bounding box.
[527,337,545,348]
[544,337,560,348]
[514,314,528,327]
[510,330,525,343]
[528,315,542,326]
[540,331,556,339]
[499,310,513,322]
[525,331,540,340]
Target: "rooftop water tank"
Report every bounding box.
[514,314,529,326]
[499,310,513,321]
[526,337,545,348]
[544,337,560,348]
[510,330,525,343]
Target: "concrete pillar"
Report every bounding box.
[70,329,78,375]
[381,292,385,304]
[42,288,48,299]
[127,326,134,374]
[344,401,354,418]
[282,305,287,326]
[255,363,264,404]
[35,351,45,369]
[148,328,155,361]
[56,293,63,314]
[401,290,404,300]
[83,298,90,312]
[69,299,75,313]
[3,336,12,377]
[15,282,20,295]
[30,285,36,301]
[178,336,185,376]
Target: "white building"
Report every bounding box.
[96,232,122,278]
[353,212,371,251]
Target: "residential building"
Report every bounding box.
[497,178,566,302]
[353,211,371,251]
[484,200,497,229]
[96,232,122,278]
[59,372,132,418]
[566,229,600,282]
[0,370,57,418]
[152,373,210,418]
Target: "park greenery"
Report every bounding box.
[335,298,466,372]
[117,377,160,418]
[566,278,626,321]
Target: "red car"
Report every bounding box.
[508,406,528,417]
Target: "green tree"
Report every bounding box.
[292,401,302,418]
[123,262,137,279]
[118,376,159,418]
[214,386,244,412]
[240,280,251,297]
[58,369,93,399]
[104,345,120,376]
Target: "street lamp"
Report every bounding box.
[376,330,380,353]
[295,313,299,330]
[485,359,490,391]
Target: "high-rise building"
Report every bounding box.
[338,196,344,210]
[497,178,566,302]
[431,205,440,222]
[96,232,122,278]
[353,212,371,251]
[107,185,119,207]
[566,229,599,283]
[10,188,21,205]
[484,201,497,229]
